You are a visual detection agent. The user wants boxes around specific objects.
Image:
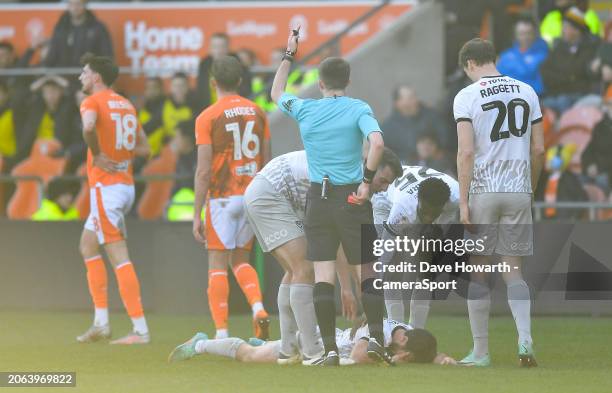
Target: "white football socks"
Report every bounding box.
[467,281,491,359]
[277,284,298,355]
[507,279,532,344]
[132,316,149,335]
[252,302,264,317]
[94,308,109,327]
[290,284,323,358]
[195,337,245,359]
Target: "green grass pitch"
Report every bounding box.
[2,311,612,393]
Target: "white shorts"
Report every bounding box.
[84,183,135,245]
[205,196,254,250]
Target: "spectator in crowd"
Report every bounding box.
[147,72,196,157]
[536,143,588,220]
[252,48,285,113]
[581,88,612,193]
[591,34,612,93]
[138,77,166,143]
[540,0,602,46]
[541,7,600,114]
[31,177,79,221]
[166,119,197,222]
[498,17,549,95]
[0,80,24,171]
[413,133,455,176]
[196,32,251,110]
[0,39,49,94]
[439,0,489,75]
[381,85,448,163]
[45,0,113,69]
[236,48,258,70]
[0,42,16,81]
[17,76,78,164]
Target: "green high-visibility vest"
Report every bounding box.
[540,10,603,46]
[31,199,79,221]
[167,188,207,222]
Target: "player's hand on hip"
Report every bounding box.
[193,217,206,245]
[341,289,358,321]
[287,26,300,53]
[352,182,371,205]
[93,153,119,173]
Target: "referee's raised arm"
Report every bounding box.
[272,26,399,366]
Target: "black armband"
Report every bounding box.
[363,166,376,184]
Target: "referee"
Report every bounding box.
[271,28,391,366]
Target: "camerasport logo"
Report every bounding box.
[226,20,277,38]
[124,21,204,77]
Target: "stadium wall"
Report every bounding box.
[2,221,612,317]
[268,1,445,156]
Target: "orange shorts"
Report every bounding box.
[205,196,254,251]
[84,183,135,245]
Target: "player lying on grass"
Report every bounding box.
[244,149,402,364]
[372,166,460,329]
[168,318,456,365]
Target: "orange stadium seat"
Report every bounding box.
[558,106,603,132]
[74,164,90,220]
[137,145,177,220]
[542,107,557,149]
[7,139,67,219]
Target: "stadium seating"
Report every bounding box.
[558,106,603,133]
[137,145,177,220]
[7,139,67,219]
[74,164,90,220]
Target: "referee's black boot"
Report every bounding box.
[367,338,395,366]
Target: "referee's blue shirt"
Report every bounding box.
[278,93,382,185]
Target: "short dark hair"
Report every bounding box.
[515,16,538,30]
[172,72,189,82]
[319,57,350,90]
[458,38,497,69]
[379,147,403,179]
[0,41,14,52]
[416,133,440,146]
[46,177,80,201]
[392,84,412,102]
[418,177,450,208]
[405,328,437,363]
[212,55,243,91]
[211,32,230,42]
[80,53,119,86]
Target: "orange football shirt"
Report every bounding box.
[195,95,270,198]
[80,89,141,187]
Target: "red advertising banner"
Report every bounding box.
[0,1,412,82]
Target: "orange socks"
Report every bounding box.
[208,270,229,331]
[84,256,108,310]
[232,263,264,311]
[114,262,144,319]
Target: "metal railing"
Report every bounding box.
[2,173,612,221]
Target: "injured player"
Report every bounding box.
[168,318,456,366]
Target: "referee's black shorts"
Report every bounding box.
[305,182,377,265]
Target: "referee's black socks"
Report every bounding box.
[313,282,338,355]
[361,278,385,346]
